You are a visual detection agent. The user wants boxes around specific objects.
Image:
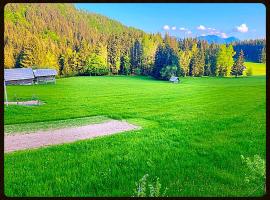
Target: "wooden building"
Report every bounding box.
[169,76,179,83]
[33,69,57,84]
[4,68,35,85]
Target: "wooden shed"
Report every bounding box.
[33,69,57,84]
[4,68,35,85]
[169,76,179,83]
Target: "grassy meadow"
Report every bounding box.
[4,62,266,197]
[245,62,266,76]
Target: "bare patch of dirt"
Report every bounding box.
[4,120,139,153]
[4,100,42,106]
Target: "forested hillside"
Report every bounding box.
[233,40,266,63]
[4,3,146,74]
[4,3,266,79]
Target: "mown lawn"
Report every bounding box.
[245,62,266,76]
[4,63,266,197]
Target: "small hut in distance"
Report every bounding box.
[33,69,57,84]
[169,76,179,83]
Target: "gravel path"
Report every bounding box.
[4,120,139,153]
[4,100,41,106]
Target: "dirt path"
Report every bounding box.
[4,120,139,153]
[4,100,42,106]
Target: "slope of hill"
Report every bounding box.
[197,35,240,44]
[4,3,265,76]
[4,3,145,69]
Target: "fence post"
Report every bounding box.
[4,80,8,107]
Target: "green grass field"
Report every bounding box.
[4,63,266,197]
[245,62,266,76]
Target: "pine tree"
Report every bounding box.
[189,43,198,76]
[194,49,205,77]
[120,54,131,75]
[107,35,121,74]
[58,54,65,75]
[260,47,266,63]
[231,50,245,77]
[179,49,191,76]
[152,45,164,79]
[70,51,80,74]
[18,46,35,68]
[152,37,179,80]
[205,43,218,76]
[130,39,143,74]
[62,48,73,75]
[233,39,266,62]
[78,40,92,68]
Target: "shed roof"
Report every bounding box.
[169,76,179,81]
[33,69,58,77]
[4,68,34,81]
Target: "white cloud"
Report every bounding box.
[201,34,206,36]
[236,24,248,33]
[197,25,206,30]
[179,27,188,31]
[163,25,170,31]
[186,31,192,35]
[171,26,177,31]
[209,30,220,35]
[220,32,228,38]
[207,27,216,31]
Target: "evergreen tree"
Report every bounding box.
[160,65,178,80]
[189,43,198,76]
[153,45,164,79]
[152,38,179,80]
[233,39,266,62]
[130,39,143,74]
[120,54,131,75]
[94,42,108,68]
[231,50,246,77]
[62,48,73,75]
[18,46,35,68]
[204,54,211,76]
[179,49,191,76]
[78,40,92,68]
[107,34,121,74]
[192,49,205,77]
[205,43,218,76]
[260,47,266,63]
[58,54,65,75]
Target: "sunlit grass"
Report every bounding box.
[4,67,266,197]
[244,62,266,76]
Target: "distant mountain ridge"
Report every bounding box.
[197,35,240,44]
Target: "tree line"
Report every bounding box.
[4,3,265,80]
[233,39,266,63]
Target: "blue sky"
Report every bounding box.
[75,3,266,40]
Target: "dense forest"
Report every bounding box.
[233,40,266,63]
[4,3,266,79]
